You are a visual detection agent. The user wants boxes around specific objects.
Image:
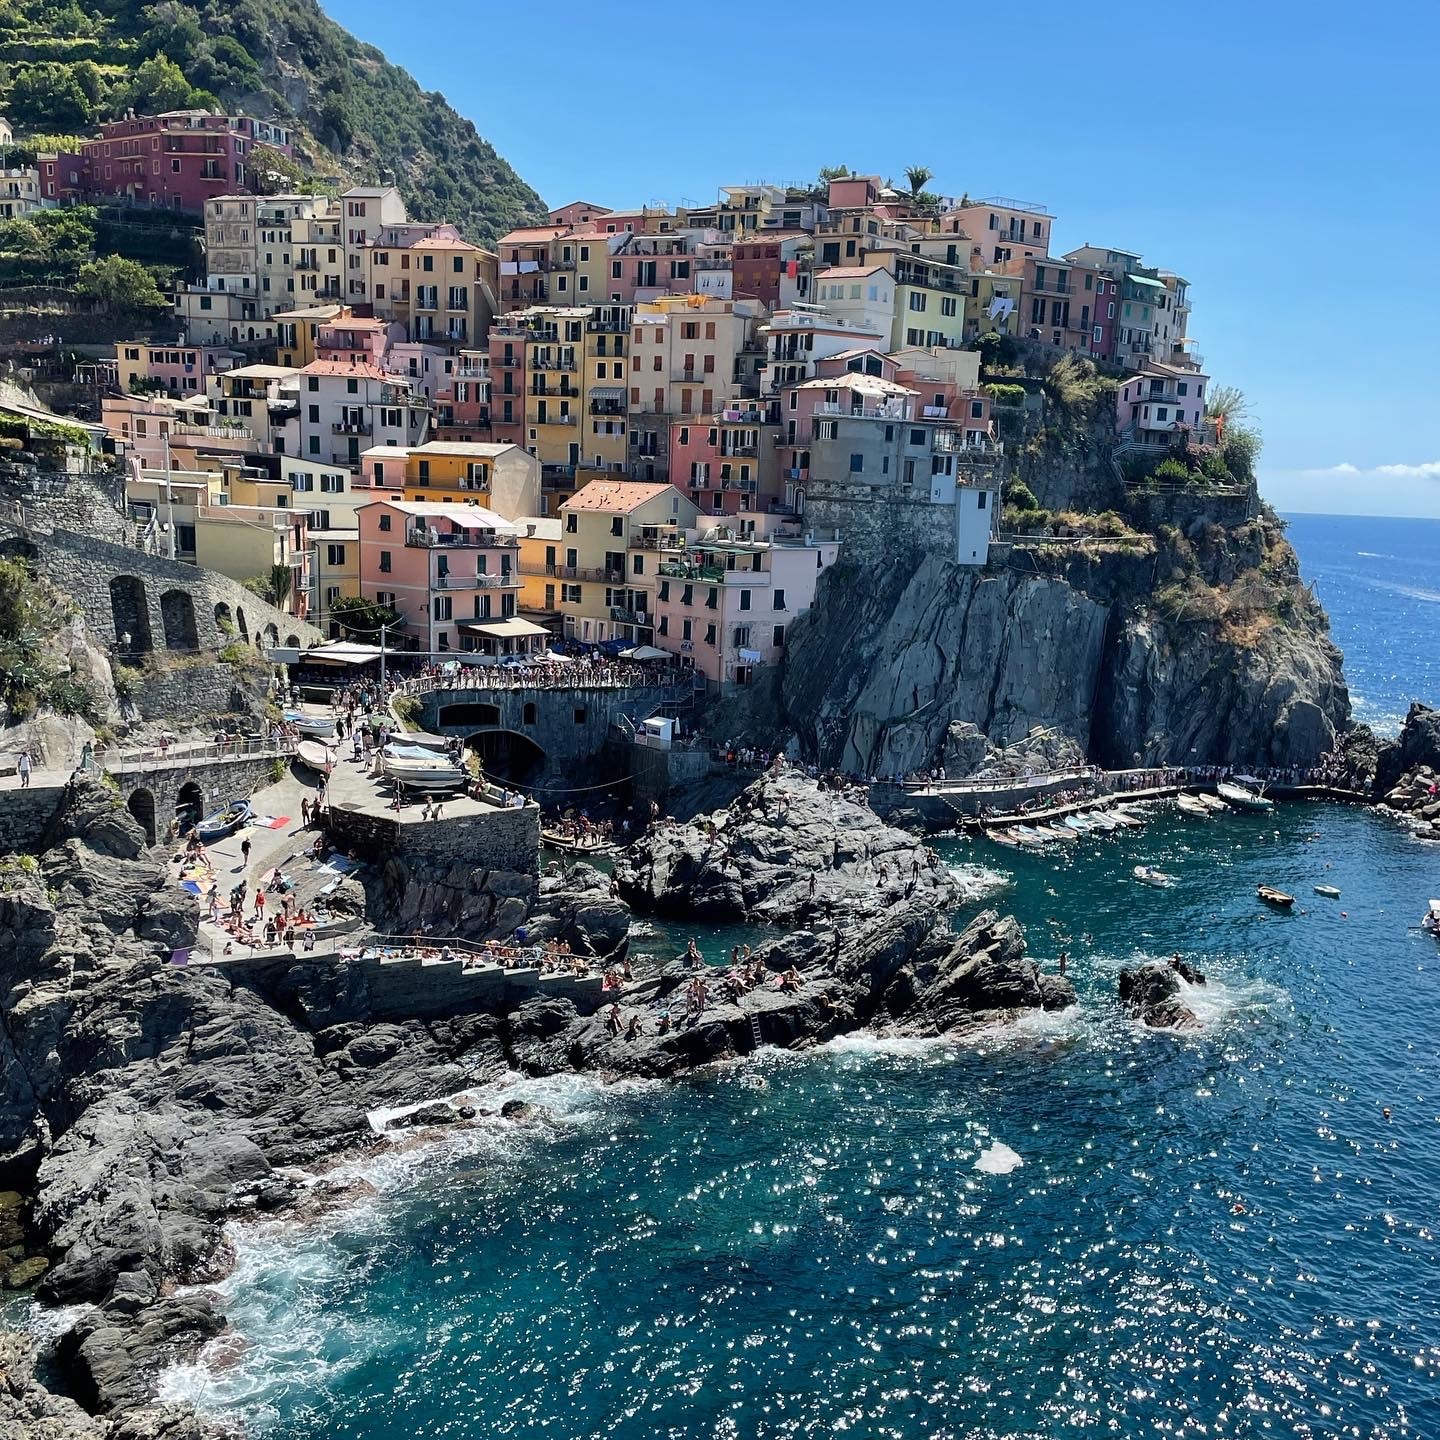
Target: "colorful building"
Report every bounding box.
[1115,362,1209,444]
[356,499,531,657]
[38,110,293,212]
[116,340,242,396]
[396,440,541,518]
[942,198,1053,269]
[295,360,430,471]
[652,514,840,684]
[553,479,700,648]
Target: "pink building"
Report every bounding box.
[652,514,839,684]
[433,350,491,439]
[730,232,810,308]
[40,109,292,212]
[356,499,534,657]
[826,176,882,210]
[606,233,694,304]
[1115,362,1209,443]
[550,200,612,227]
[116,339,242,396]
[667,405,785,519]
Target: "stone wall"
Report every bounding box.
[111,753,283,844]
[326,800,540,874]
[420,681,693,798]
[0,782,69,856]
[629,739,713,804]
[127,660,273,724]
[0,515,321,661]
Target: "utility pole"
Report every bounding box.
[163,431,176,559]
[379,619,387,693]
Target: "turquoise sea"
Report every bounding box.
[148,516,1440,1439]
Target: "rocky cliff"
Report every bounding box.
[781,503,1348,777]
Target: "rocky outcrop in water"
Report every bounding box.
[615,769,958,929]
[1118,958,1207,1030]
[780,516,1349,776]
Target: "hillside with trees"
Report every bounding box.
[0,0,547,246]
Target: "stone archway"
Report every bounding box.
[284,633,300,649]
[175,780,204,832]
[466,729,545,786]
[260,622,280,651]
[214,601,234,640]
[235,606,249,641]
[126,788,157,846]
[109,575,153,654]
[160,589,199,651]
[437,700,502,729]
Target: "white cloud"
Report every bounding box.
[1290,460,1440,480]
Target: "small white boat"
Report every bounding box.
[1197,792,1228,812]
[1109,809,1143,829]
[988,829,1023,848]
[1313,884,1341,899]
[1133,864,1177,888]
[1063,815,1092,832]
[1422,899,1440,937]
[1217,780,1273,813]
[295,740,334,772]
[1015,824,1053,843]
[1176,795,1211,818]
[1041,823,1077,842]
[1088,812,1120,832]
[1257,884,1295,908]
[381,744,466,790]
[285,710,337,739]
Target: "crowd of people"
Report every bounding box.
[398,656,683,694]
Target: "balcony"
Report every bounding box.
[434,571,521,590]
[529,383,581,399]
[672,369,710,385]
[659,560,725,582]
[813,402,912,421]
[586,318,629,333]
[531,412,577,425]
[294,258,321,272]
[590,400,625,416]
[719,444,758,459]
[406,527,518,549]
[531,355,578,371]
[610,606,651,626]
[493,354,524,368]
[1031,278,1072,294]
[520,562,622,583]
[331,420,372,435]
[629,533,685,551]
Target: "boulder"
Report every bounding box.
[1118,959,1205,1030]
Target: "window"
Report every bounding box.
[704,623,717,646]
[573,707,587,724]
[1178,382,1189,396]
[565,514,578,533]
[773,625,785,647]
[307,377,318,392]
[610,516,624,537]
[977,491,988,510]
[379,550,392,573]
[326,543,346,566]
[632,555,644,575]
[773,588,786,610]
[739,590,751,611]
[433,595,452,620]
[849,453,864,473]
[379,513,392,531]
[908,291,926,312]
[562,583,582,603]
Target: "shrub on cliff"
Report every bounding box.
[984,383,1027,408]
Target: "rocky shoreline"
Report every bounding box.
[4,699,1439,1435]
[0,768,1077,1431]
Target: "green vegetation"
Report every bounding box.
[392,693,421,730]
[984,382,1027,408]
[0,555,97,721]
[1041,354,1119,420]
[327,593,401,639]
[75,253,168,316]
[0,0,548,245]
[241,564,292,609]
[217,641,250,666]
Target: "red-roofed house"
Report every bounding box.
[297,360,431,470]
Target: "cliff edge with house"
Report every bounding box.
[776,356,1349,777]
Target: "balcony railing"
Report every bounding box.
[331,421,372,435]
[531,412,577,425]
[609,606,651,626]
[531,355,578,370]
[406,527,518,549]
[659,560,725,582]
[1031,278,1072,294]
[813,403,912,421]
[590,400,625,416]
[586,318,629,333]
[719,445,758,458]
[628,534,685,551]
[434,571,520,589]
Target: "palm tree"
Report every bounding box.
[904,165,933,199]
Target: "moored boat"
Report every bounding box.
[194,798,252,842]
[1421,899,1440,936]
[1109,808,1143,828]
[1197,793,1228,812]
[295,740,334,772]
[1257,884,1295,907]
[1133,864,1177,888]
[1176,795,1211,818]
[1313,884,1341,898]
[1041,823,1077,842]
[284,710,337,739]
[1217,780,1274,812]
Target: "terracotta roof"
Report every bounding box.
[498,225,572,245]
[563,480,676,514]
[814,264,890,279]
[299,360,392,380]
[411,235,483,252]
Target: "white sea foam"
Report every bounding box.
[947,863,1013,904]
[974,1141,1024,1174]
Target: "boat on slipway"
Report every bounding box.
[285,710,337,739]
[380,744,467,791]
[295,740,335,772]
[1217,779,1274,813]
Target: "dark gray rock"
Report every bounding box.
[1118,959,1205,1030]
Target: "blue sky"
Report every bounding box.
[326,0,1440,517]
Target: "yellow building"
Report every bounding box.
[310,527,361,635]
[272,303,343,369]
[964,271,1024,342]
[582,304,631,471]
[398,440,541,518]
[359,226,498,352]
[884,245,969,351]
[554,479,699,647]
[514,516,563,627]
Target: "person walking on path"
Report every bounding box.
[240,836,252,870]
[18,750,31,789]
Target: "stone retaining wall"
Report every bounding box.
[326,799,540,874]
